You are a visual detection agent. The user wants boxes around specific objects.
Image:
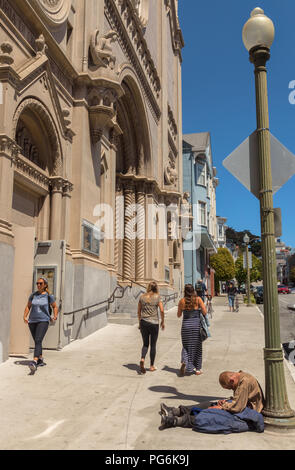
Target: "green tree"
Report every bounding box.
[226,227,262,257]
[289,266,295,284]
[210,248,235,284]
[235,253,263,285]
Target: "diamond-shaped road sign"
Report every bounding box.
[223,131,295,199]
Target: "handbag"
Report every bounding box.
[200,314,208,341]
[200,322,208,341]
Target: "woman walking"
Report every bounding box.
[23,277,58,374]
[227,281,237,312]
[178,284,207,376]
[137,282,165,374]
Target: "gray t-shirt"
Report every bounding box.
[28,292,55,323]
[139,293,161,324]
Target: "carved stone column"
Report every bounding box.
[50,177,64,240]
[123,181,134,280]
[136,186,145,281]
[0,136,19,244]
[62,180,73,252]
[115,180,124,276]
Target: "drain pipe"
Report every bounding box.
[57,240,65,350]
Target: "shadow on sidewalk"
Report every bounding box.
[149,385,224,403]
[14,360,32,366]
[162,365,200,377]
[123,363,142,375]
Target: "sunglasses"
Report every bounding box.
[36,282,44,285]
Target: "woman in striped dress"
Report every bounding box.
[177,284,207,376]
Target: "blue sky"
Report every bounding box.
[178,0,295,247]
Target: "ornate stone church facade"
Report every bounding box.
[0,0,184,362]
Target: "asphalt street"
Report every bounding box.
[257,292,295,344]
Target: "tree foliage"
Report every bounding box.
[235,253,263,285]
[226,227,262,258]
[290,266,295,283]
[210,248,235,282]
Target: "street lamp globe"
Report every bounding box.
[242,7,275,52]
[243,233,250,244]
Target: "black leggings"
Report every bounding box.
[140,319,159,366]
[29,322,49,358]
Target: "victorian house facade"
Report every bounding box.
[182,132,218,296]
[0,0,184,362]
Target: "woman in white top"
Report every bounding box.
[137,282,164,374]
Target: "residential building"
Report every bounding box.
[216,216,228,249]
[275,238,291,284]
[182,132,218,296]
[0,0,184,363]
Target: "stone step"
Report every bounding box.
[107,313,138,325]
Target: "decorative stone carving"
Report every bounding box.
[0,135,19,159]
[182,192,190,204]
[164,160,178,186]
[168,104,178,140]
[105,0,161,122]
[62,179,74,196]
[88,87,122,143]
[16,124,45,171]
[33,0,72,28]
[62,108,71,129]
[0,43,14,65]
[90,29,118,69]
[14,155,50,189]
[13,98,62,176]
[131,0,150,28]
[35,34,47,57]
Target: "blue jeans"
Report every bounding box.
[228,296,235,308]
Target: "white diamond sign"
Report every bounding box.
[223,131,295,199]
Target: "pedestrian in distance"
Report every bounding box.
[23,277,58,374]
[137,281,164,374]
[195,279,208,302]
[177,284,208,377]
[227,281,237,312]
[206,294,213,318]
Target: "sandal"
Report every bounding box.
[195,370,203,375]
[179,363,186,377]
[140,360,146,374]
[150,366,157,371]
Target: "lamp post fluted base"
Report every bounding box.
[263,416,295,432]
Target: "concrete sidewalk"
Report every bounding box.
[0,296,294,450]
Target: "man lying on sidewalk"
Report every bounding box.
[160,370,265,433]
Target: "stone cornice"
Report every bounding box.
[105,0,161,123]
[117,173,181,201]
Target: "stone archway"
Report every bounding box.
[115,74,152,281]
[116,75,151,177]
[13,97,63,176]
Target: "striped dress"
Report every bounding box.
[180,298,203,373]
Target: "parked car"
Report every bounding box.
[238,285,246,294]
[254,286,264,304]
[278,285,291,294]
